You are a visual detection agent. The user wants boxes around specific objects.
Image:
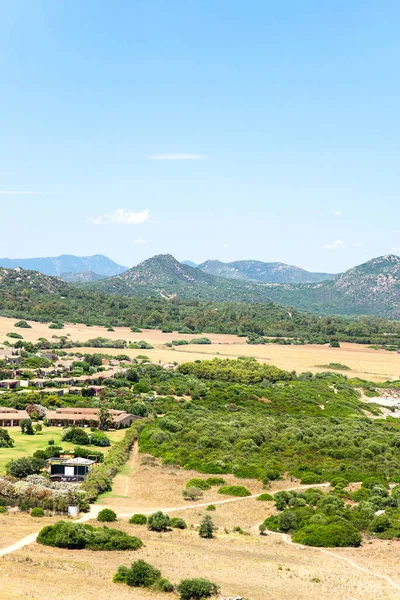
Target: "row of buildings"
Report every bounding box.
[0,406,138,428]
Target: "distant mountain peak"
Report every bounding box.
[197,259,336,284]
[0,254,128,277]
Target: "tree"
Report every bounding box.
[0,428,14,448]
[177,578,219,600]
[199,515,216,539]
[97,508,117,522]
[147,511,170,532]
[21,419,34,435]
[6,456,45,478]
[126,560,161,587]
[98,406,113,431]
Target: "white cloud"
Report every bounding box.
[323,239,362,250]
[133,238,150,244]
[91,208,150,226]
[0,190,39,195]
[332,210,343,217]
[147,154,205,160]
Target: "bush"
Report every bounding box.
[299,472,325,485]
[14,320,31,328]
[292,523,361,547]
[177,578,220,600]
[218,485,251,497]
[183,487,203,501]
[129,513,147,525]
[0,506,7,513]
[37,521,142,551]
[206,505,216,511]
[97,508,117,522]
[257,493,274,502]
[154,577,174,592]
[199,515,216,539]
[148,511,170,532]
[186,478,211,490]
[126,559,161,586]
[205,477,226,486]
[62,427,90,446]
[30,507,45,517]
[170,517,187,529]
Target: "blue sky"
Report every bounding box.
[0,0,399,272]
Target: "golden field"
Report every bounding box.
[0,315,399,381]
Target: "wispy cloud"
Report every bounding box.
[332,210,343,217]
[133,238,150,244]
[147,154,205,160]
[323,239,362,250]
[91,208,150,226]
[0,190,39,195]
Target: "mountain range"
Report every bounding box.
[91,253,400,318]
[0,254,127,277]
[191,259,335,283]
[0,253,400,319]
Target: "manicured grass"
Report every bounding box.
[0,427,125,474]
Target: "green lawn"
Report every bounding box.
[0,427,125,474]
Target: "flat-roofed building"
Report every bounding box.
[0,407,29,426]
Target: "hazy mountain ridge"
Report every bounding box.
[197,259,335,283]
[60,270,106,283]
[0,254,127,277]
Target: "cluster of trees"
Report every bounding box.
[261,479,400,546]
[37,520,142,551]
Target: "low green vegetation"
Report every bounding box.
[218,486,251,497]
[257,493,274,501]
[147,511,170,532]
[14,320,31,328]
[260,483,400,546]
[97,508,117,522]
[129,513,147,525]
[114,559,173,592]
[37,521,142,550]
[317,363,351,371]
[30,507,45,517]
[177,578,219,600]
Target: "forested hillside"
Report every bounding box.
[1,266,400,345]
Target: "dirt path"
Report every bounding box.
[264,530,400,592]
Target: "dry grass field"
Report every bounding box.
[1,450,400,600]
[0,315,398,381]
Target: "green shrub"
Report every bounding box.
[205,477,226,486]
[49,322,64,329]
[6,332,23,339]
[37,521,142,551]
[177,578,220,600]
[292,523,361,547]
[30,507,45,517]
[148,511,170,532]
[129,513,147,525]
[170,517,187,529]
[257,493,274,502]
[97,508,117,522]
[218,485,251,497]
[199,515,216,539]
[299,472,325,485]
[0,506,7,513]
[186,478,211,490]
[14,320,31,328]
[125,560,160,587]
[154,577,174,592]
[206,505,216,511]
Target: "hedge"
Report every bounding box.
[81,420,144,502]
